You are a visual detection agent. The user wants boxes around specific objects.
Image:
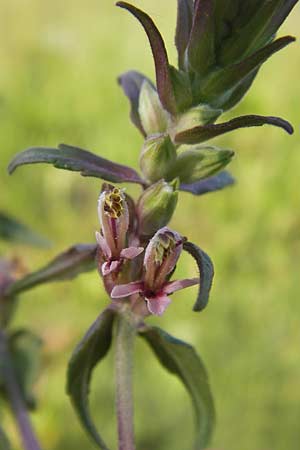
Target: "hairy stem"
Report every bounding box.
[0,330,42,450]
[115,313,136,450]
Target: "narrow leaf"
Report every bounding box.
[66,308,115,450]
[117,2,177,114]
[175,0,194,70]
[220,0,299,63]
[8,144,143,185]
[139,325,215,449]
[8,330,43,410]
[0,212,49,247]
[202,36,295,104]
[175,114,294,145]
[0,427,11,450]
[118,70,153,135]
[187,0,215,76]
[180,171,235,195]
[5,244,97,297]
[183,241,214,311]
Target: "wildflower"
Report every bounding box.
[111,227,198,315]
[96,184,143,276]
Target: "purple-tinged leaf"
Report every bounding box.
[183,241,214,311]
[5,244,97,298]
[175,114,294,145]
[67,309,115,450]
[116,2,177,115]
[118,70,153,136]
[0,212,49,247]
[139,325,215,449]
[202,35,295,104]
[175,0,194,70]
[8,144,144,185]
[187,0,215,76]
[180,171,235,195]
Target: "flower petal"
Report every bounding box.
[111,281,144,298]
[95,231,112,259]
[120,246,144,260]
[146,294,172,316]
[101,260,121,276]
[163,278,199,295]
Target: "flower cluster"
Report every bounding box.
[96,184,198,316]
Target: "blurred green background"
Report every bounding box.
[1,1,300,449]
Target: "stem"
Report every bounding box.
[115,313,136,450]
[0,330,42,450]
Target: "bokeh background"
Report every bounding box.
[1,1,300,449]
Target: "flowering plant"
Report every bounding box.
[1,1,298,449]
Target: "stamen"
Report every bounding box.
[104,188,124,219]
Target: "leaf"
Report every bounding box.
[183,241,214,311]
[139,325,215,450]
[175,114,294,145]
[0,212,49,247]
[187,0,215,77]
[201,35,295,105]
[180,171,235,195]
[220,69,258,112]
[118,70,152,135]
[220,0,298,64]
[175,0,194,69]
[116,2,177,115]
[0,427,11,450]
[8,143,143,185]
[5,244,97,297]
[66,308,115,450]
[8,330,43,410]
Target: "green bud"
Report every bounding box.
[165,146,234,184]
[138,80,169,136]
[137,179,179,237]
[139,133,177,183]
[172,104,222,138]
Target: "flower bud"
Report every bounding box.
[139,134,177,183]
[166,146,234,184]
[138,80,169,136]
[172,104,222,138]
[137,179,179,237]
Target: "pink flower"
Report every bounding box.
[96,184,143,276]
[111,227,198,315]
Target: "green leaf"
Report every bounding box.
[116,2,177,115]
[8,330,43,410]
[66,308,115,450]
[175,114,294,145]
[187,0,215,77]
[219,0,298,64]
[5,244,97,298]
[200,36,295,106]
[139,325,215,450]
[0,212,49,247]
[175,0,194,70]
[8,144,143,185]
[183,241,214,311]
[0,427,11,450]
